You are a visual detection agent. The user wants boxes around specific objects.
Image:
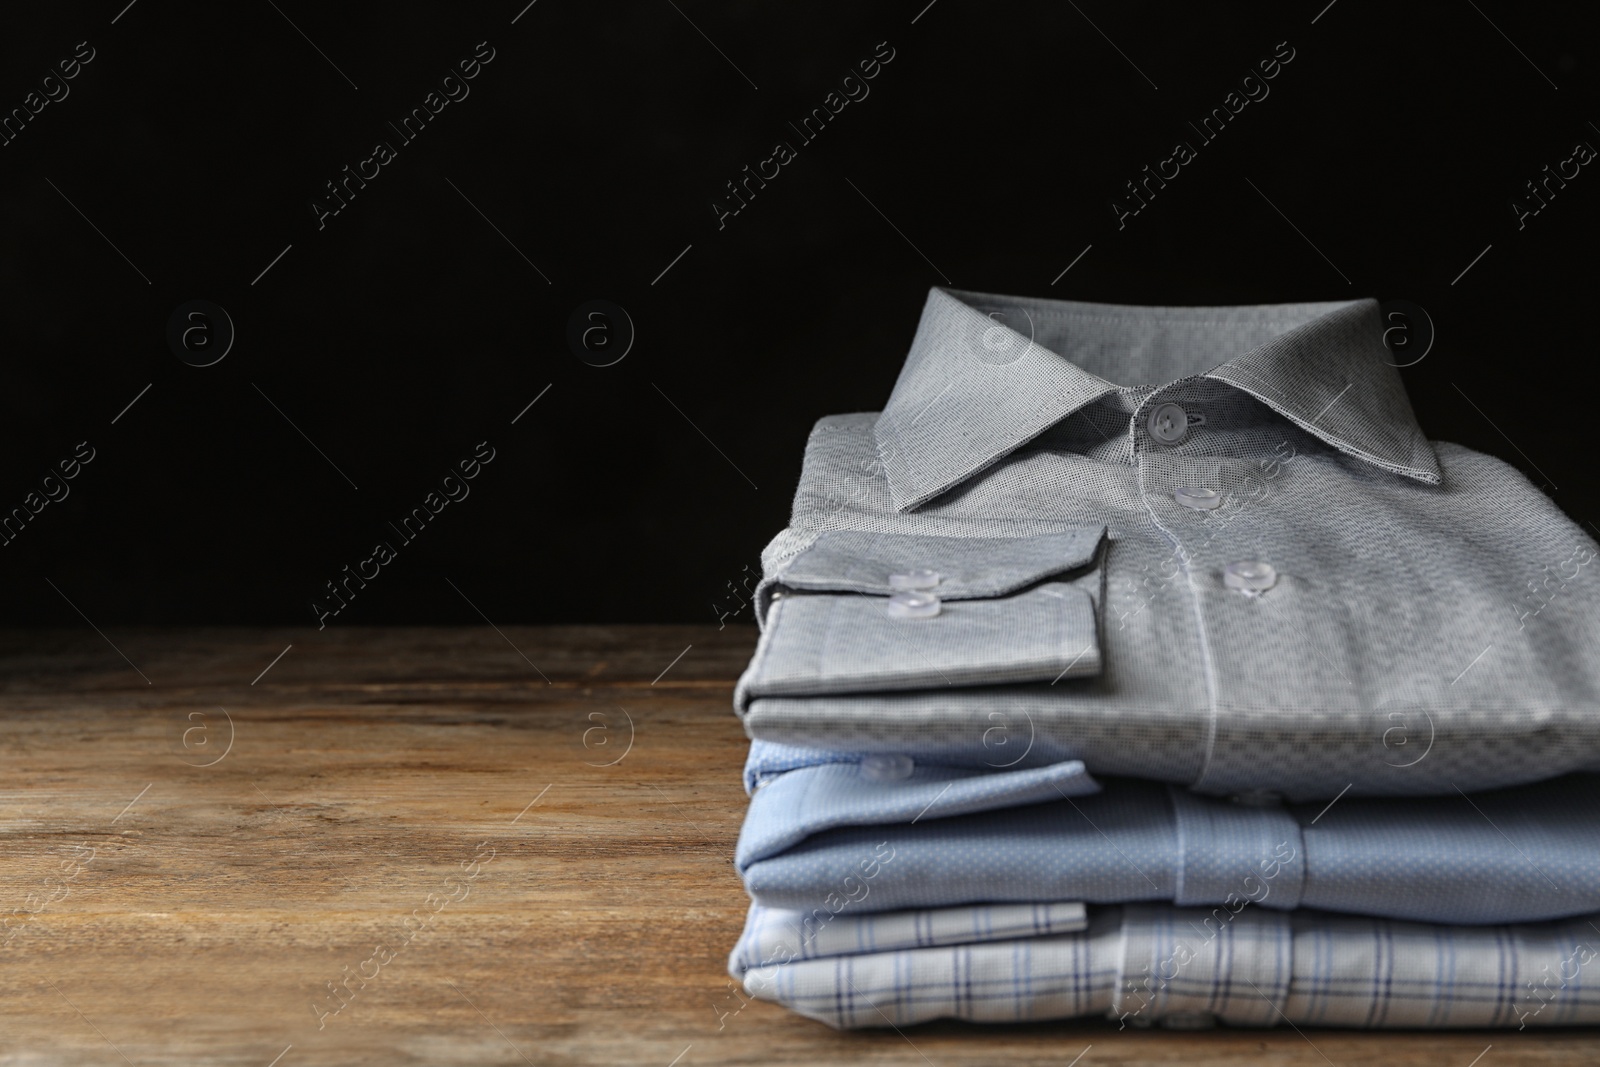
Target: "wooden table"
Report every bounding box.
[1,626,1593,1065]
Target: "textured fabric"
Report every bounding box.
[874,289,1440,511]
[738,580,1102,701]
[737,754,1600,925]
[729,899,1089,970]
[735,757,1099,870]
[1169,786,1304,909]
[737,288,1600,799]
[732,901,1600,1030]
[736,527,1106,705]
[766,527,1105,605]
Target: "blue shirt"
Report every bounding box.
[730,900,1600,1030]
[736,745,1600,925]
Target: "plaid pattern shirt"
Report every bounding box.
[731,901,1600,1030]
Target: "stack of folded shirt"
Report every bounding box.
[724,287,1600,1031]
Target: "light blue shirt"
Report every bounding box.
[736,744,1600,925]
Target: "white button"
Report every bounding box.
[887,591,940,619]
[889,567,941,591]
[1173,487,1223,510]
[860,754,915,781]
[1224,560,1277,593]
[1146,402,1189,446]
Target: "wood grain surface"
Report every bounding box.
[0,625,1594,1066]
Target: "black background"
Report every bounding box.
[1,1,1595,628]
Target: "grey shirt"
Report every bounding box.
[735,287,1600,801]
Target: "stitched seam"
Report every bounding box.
[966,310,1333,326]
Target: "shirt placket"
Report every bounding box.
[1131,379,1282,797]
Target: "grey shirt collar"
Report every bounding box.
[874,287,1442,512]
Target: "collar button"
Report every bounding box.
[1146,402,1189,446]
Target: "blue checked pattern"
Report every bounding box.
[731,902,1600,1030]
[729,899,1088,972]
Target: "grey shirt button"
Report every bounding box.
[1146,402,1189,446]
[887,591,941,619]
[1224,560,1278,593]
[860,754,915,781]
[889,567,942,591]
[1174,487,1223,510]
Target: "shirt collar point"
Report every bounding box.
[876,288,1439,501]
